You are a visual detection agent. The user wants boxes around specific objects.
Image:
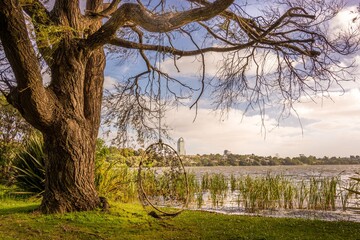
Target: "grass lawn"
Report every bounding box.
[1,197,360,240]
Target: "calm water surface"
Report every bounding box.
[186,165,360,180]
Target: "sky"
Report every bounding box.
[101,3,360,158]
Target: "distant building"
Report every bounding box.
[177,137,186,156]
[224,150,232,155]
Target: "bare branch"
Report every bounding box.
[108,37,256,56]
[87,0,234,49]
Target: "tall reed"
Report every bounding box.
[340,175,360,211]
[137,169,353,213]
[201,172,210,190]
[208,173,228,207]
[307,177,338,211]
[295,180,308,209]
[230,174,237,192]
[237,174,292,212]
[186,172,198,205]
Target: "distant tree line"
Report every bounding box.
[89,148,360,167]
[180,153,360,167]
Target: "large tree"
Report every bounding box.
[0,0,358,213]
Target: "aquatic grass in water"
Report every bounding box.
[201,172,210,190]
[307,177,338,211]
[195,187,204,208]
[283,181,294,209]
[208,173,228,207]
[186,172,198,205]
[236,174,294,212]
[340,175,360,211]
[296,180,308,209]
[230,174,237,192]
[188,173,346,213]
[92,166,358,214]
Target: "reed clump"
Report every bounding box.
[236,174,294,212]
[190,172,357,213]
[307,177,338,211]
[208,173,228,207]
[96,163,358,213]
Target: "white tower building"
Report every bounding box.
[177,137,186,156]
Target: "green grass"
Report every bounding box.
[1,198,360,240]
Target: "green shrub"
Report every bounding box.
[95,158,137,202]
[13,134,45,197]
[12,137,138,201]
[94,139,138,202]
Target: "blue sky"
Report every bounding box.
[101,3,360,157]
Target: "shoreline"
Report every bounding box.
[189,207,360,222]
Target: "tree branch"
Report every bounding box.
[189,0,316,43]
[87,0,234,49]
[22,0,54,65]
[108,37,255,56]
[259,8,315,39]
[86,0,122,18]
[0,0,55,128]
[51,0,82,28]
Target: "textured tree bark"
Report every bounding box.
[37,40,105,213]
[34,9,106,215]
[41,122,99,213]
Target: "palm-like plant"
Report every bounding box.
[13,134,45,197]
[12,136,138,201]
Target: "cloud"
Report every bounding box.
[294,88,360,120]
[103,76,118,90]
[161,49,281,80]
[161,52,223,78]
[162,88,360,157]
[329,6,359,35]
[165,106,298,155]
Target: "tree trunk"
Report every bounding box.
[40,122,99,213]
[1,0,107,213]
[37,41,105,214]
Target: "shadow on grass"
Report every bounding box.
[0,203,39,215]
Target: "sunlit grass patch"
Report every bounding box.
[1,198,360,240]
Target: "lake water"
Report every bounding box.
[186,165,360,180]
[184,165,360,222]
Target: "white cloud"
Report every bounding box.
[161,49,280,79]
[165,106,299,156]
[163,88,360,157]
[329,6,359,38]
[161,52,223,78]
[103,76,118,90]
[295,88,360,120]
